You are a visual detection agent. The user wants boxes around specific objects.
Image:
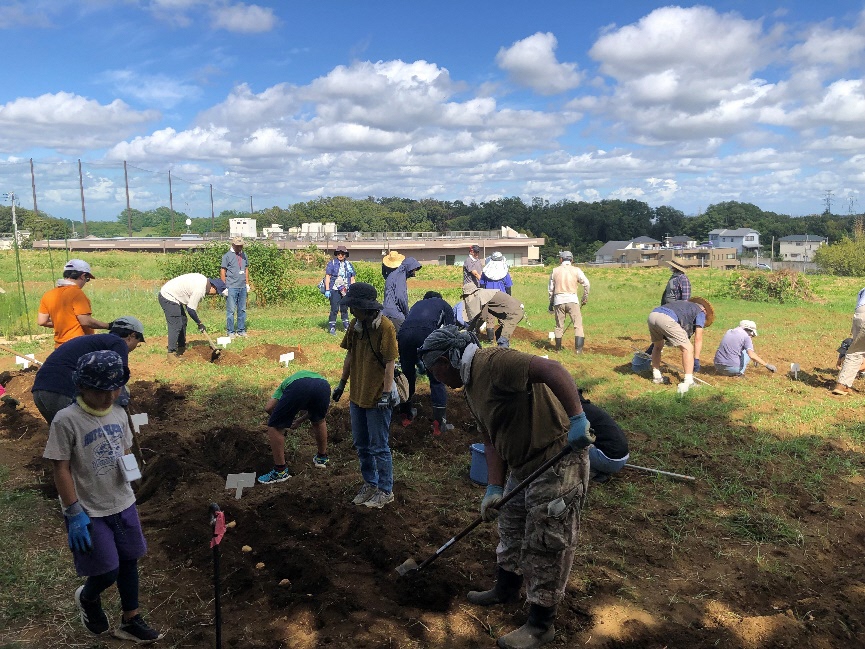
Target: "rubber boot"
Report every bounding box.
[467,566,523,606]
[487,328,496,344]
[496,603,556,649]
[554,338,562,352]
[431,406,454,436]
[575,337,585,354]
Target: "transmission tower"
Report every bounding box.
[823,190,834,214]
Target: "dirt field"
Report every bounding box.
[1,334,864,648]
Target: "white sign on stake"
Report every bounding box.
[225,473,256,499]
[216,336,232,348]
[15,354,35,369]
[548,332,555,341]
[129,413,149,434]
[279,352,295,366]
[790,363,800,380]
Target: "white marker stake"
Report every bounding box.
[279,352,295,366]
[790,363,800,380]
[225,472,256,499]
[14,354,35,370]
[541,355,549,359]
[130,413,149,434]
[548,332,555,341]
[216,336,231,348]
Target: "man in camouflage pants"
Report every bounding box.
[418,326,593,649]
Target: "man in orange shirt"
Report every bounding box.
[38,259,110,347]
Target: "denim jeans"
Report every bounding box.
[226,286,247,334]
[398,327,446,407]
[716,350,750,376]
[349,402,393,493]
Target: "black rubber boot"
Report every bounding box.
[487,328,496,344]
[431,406,454,436]
[554,338,562,352]
[575,336,585,354]
[467,567,523,606]
[496,603,556,649]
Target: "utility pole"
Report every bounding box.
[823,190,834,215]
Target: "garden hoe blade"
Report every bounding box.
[395,557,420,577]
[202,330,222,363]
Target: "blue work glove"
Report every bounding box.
[324,290,331,298]
[332,381,346,403]
[567,412,595,451]
[66,509,92,553]
[480,484,504,522]
[693,358,701,373]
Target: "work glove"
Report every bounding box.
[765,364,777,373]
[480,484,504,522]
[66,509,92,553]
[324,290,331,298]
[581,297,588,307]
[198,323,207,333]
[567,411,595,450]
[693,359,701,373]
[376,391,396,410]
[332,381,346,403]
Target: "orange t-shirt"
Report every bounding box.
[38,285,94,347]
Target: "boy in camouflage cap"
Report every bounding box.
[43,350,162,643]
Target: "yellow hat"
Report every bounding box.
[382,251,406,269]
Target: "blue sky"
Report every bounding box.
[1,0,864,222]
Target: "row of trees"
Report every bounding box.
[1,197,860,264]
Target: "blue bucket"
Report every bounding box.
[470,443,487,485]
[632,352,652,374]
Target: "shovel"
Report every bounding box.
[209,503,226,649]
[396,445,572,577]
[0,344,44,366]
[200,329,222,363]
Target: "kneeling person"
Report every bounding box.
[713,320,776,377]
[258,370,331,484]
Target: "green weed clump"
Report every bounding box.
[813,236,865,276]
[721,269,815,303]
[160,241,296,306]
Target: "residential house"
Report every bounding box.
[708,228,760,254]
[665,235,697,248]
[594,237,739,270]
[778,234,827,262]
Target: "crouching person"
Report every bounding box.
[43,351,162,643]
[418,325,593,649]
[258,370,331,484]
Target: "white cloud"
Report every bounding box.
[496,32,583,95]
[210,3,277,33]
[101,70,202,109]
[0,92,158,154]
[790,20,865,68]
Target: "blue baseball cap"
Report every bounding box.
[73,350,129,391]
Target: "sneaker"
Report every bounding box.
[352,483,377,505]
[652,376,669,385]
[113,614,163,644]
[257,468,291,484]
[328,325,337,336]
[236,332,247,337]
[342,320,351,331]
[364,489,394,509]
[312,454,329,469]
[75,586,109,635]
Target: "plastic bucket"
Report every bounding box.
[469,443,487,485]
[632,352,652,374]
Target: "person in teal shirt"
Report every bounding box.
[258,370,332,484]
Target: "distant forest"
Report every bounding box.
[1,196,859,261]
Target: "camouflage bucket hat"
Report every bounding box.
[73,350,129,391]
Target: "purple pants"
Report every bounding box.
[68,504,147,577]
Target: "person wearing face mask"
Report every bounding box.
[331,283,399,509]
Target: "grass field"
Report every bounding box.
[0,250,863,648]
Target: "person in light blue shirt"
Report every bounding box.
[220,236,250,337]
[713,320,776,377]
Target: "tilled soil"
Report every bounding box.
[1,348,864,648]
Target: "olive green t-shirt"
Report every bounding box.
[340,317,398,408]
[464,347,569,477]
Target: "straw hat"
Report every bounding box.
[382,251,406,269]
[688,296,714,327]
[666,260,687,273]
[482,252,509,281]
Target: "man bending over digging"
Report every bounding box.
[417,325,594,649]
[258,369,331,484]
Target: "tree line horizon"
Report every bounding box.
[1,196,860,262]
